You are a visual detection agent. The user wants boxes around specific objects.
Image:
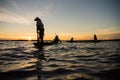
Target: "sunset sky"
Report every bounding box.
[0,0,120,40]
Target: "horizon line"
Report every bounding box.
[0,39,120,41]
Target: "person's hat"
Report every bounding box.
[34,17,40,21]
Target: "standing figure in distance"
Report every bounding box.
[94,34,97,41]
[34,17,44,44]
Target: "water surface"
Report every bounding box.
[0,41,120,80]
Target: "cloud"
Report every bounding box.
[0,0,55,24]
[98,33,120,40]
[0,7,30,24]
[28,0,55,18]
[0,32,36,40]
[96,28,120,35]
[43,0,54,15]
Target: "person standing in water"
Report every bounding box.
[34,17,44,44]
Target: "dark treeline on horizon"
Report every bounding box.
[0,39,120,41]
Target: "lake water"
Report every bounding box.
[0,41,120,80]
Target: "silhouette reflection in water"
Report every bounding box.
[33,49,47,80]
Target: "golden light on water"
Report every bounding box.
[28,36,33,41]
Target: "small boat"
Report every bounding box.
[33,42,56,48]
[34,34,62,48]
[67,34,101,43]
[67,40,101,43]
[33,40,61,48]
[67,40,80,42]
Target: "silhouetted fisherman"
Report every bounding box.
[53,34,62,43]
[34,17,44,44]
[70,37,74,42]
[94,34,97,41]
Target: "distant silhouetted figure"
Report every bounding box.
[53,34,62,43]
[93,34,102,43]
[70,37,74,42]
[94,34,97,41]
[34,17,44,44]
